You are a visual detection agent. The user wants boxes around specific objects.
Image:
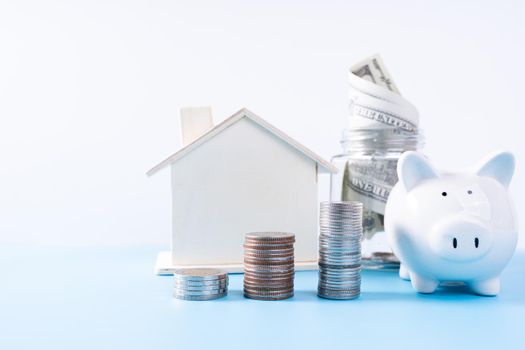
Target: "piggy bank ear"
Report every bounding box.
[475,151,515,188]
[398,151,439,192]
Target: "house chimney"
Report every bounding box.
[180,106,214,146]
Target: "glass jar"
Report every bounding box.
[330,128,424,270]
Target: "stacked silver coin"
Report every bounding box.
[318,201,363,300]
[173,268,228,301]
[243,232,295,300]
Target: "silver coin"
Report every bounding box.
[319,270,361,277]
[319,230,362,236]
[173,278,228,285]
[320,229,362,234]
[319,246,361,252]
[320,219,361,223]
[319,276,360,283]
[319,282,361,289]
[245,232,295,242]
[319,221,362,225]
[318,284,361,291]
[319,277,361,284]
[319,262,360,268]
[319,216,362,220]
[319,228,362,234]
[174,278,228,286]
[319,258,361,264]
[320,201,363,207]
[174,292,227,301]
[319,268,361,274]
[319,253,361,265]
[319,261,361,268]
[319,216,362,221]
[319,243,361,248]
[319,250,361,257]
[319,251,361,256]
[319,273,361,279]
[319,249,361,256]
[173,268,227,281]
[319,241,361,247]
[319,232,362,238]
[319,239,361,244]
[319,258,361,265]
[319,276,361,283]
[174,280,227,288]
[174,284,228,292]
[319,278,361,284]
[173,289,228,296]
[317,291,360,300]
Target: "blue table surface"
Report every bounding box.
[1,245,524,350]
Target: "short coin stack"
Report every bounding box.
[318,201,363,300]
[243,232,295,300]
[173,268,228,301]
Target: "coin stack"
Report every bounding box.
[318,201,363,300]
[173,268,228,301]
[243,232,295,300]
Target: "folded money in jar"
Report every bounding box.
[243,232,295,301]
[330,54,425,271]
[173,268,228,301]
[318,201,363,300]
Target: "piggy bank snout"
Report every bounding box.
[429,217,493,262]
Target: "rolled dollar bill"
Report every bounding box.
[349,54,419,132]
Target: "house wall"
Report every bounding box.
[170,117,318,265]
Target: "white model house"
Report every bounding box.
[148,108,337,274]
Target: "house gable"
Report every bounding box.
[147,108,337,176]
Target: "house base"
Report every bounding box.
[154,251,318,275]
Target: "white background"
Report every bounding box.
[1,0,523,248]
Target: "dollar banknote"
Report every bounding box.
[351,54,400,94]
[341,159,398,239]
[348,54,419,131]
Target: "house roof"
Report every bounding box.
[147,108,338,176]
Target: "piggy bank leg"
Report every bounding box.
[399,264,411,281]
[468,277,500,296]
[410,273,439,294]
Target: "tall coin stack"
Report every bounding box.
[243,232,295,300]
[173,268,228,301]
[318,201,363,300]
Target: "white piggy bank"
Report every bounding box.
[385,151,518,296]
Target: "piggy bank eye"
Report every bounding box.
[441,192,447,197]
[467,190,473,195]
